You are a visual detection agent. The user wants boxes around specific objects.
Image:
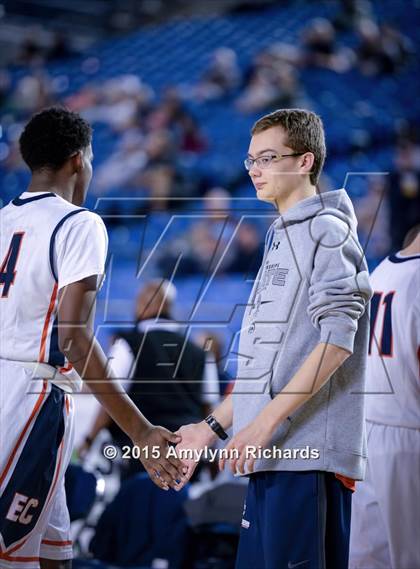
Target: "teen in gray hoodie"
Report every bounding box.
[232,187,371,480]
[177,109,372,569]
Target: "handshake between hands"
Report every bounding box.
[138,416,273,492]
[131,421,217,492]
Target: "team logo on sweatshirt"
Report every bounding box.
[272,267,289,286]
[262,263,289,288]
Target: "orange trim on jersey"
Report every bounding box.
[5,432,66,555]
[0,552,39,562]
[38,283,58,363]
[224,381,235,395]
[4,539,28,556]
[40,539,72,546]
[65,395,70,415]
[42,438,65,515]
[335,473,356,492]
[0,381,48,488]
[58,363,73,373]
[2,403,69,557]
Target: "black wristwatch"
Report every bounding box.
[205,414,228,440]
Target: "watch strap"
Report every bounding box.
[205,414,228,440]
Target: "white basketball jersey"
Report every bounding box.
[0,191,108,368]
[365,252,420,428]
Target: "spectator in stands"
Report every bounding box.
[147,86,207,153]
[379,24,412,72]
[88,82,204,203]
[67,76,154,129]
[79,74,153,132]
[158,218,221,276]
[10,72,54,114]
[356,20,411,75]
[333,0,373,32]
[302,18,336,65]
[158,187,239,275]
[80,279,220,480]
[237,48,303,113]
[46,31,74,61]
[301,17,354,72]
[354,175,391,264]
[93,127,148,194]
[333,0,372,31]
[389,140,420,249]
[194,47,241,101]
[225,221,264,276]
[94,126,197,208]
[16,28,45,66]
[177,113,207,154]
[15,28,75,65]
[0,73,56,174]
[201,186,235,238]
[147,86,186,131]
[65,84,99,113]
[158,188,264,276]
[264,42,301,67]
[136,128,177,207]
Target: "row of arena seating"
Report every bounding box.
[1,0,418,362]
[1,0,419,205]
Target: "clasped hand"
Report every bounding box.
[174,416,274,489]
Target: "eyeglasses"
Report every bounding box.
[244,153,304,171]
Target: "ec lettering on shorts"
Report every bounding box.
[6,492,39,525]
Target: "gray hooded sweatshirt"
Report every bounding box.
[232,189,373,480]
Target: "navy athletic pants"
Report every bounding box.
[235,470,352,569]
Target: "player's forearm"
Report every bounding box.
[61,331,152,442]
[191,393,234,446]
[259,342,350,433]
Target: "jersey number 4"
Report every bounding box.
[368,290,395,357]
[0,232,25,298]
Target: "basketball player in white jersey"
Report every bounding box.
[349,225,420,569]
[0,107,187,569]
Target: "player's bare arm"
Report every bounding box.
[57,275,187,490]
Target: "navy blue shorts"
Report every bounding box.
[235,470,352,569]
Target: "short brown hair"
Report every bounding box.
[251,108,326,186]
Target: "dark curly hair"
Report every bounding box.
[19,106,92,171]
